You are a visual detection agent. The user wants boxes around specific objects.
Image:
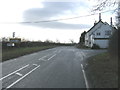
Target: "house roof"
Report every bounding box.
[86,20,117,36]
[87,20,104,33]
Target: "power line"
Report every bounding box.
[0,9,115,24]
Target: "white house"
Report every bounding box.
[85,14,116,48]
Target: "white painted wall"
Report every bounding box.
[85,33,89,46]
[85,21,114,48]
[94,39,109,48]
[94,23,112,39]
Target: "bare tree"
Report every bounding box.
[92,0,120,27]
[92,0,118,11]
[116,2,120,27]
[69,39,74,44]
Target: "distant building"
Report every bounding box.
[85,14,116,48]
[9,38,21,43]
[7,43,15,47]
[7,38,21,47]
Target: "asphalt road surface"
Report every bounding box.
[0,46,106,89]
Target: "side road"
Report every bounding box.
[84,52,118,88]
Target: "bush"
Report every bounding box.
[76,43,90,49]
[91,44,100,49]
[108,28,118,58]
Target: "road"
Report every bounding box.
[0,46,106,89]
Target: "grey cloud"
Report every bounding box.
[23,2,91,29]
[23,2,76,21]
[23,21,91,30]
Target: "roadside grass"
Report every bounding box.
[2,45,56,62]
[85,52,118,88]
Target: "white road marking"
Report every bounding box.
[16,73,23,77]
[48,54,56,60]
[81,64,89,89]
[6,65,40,89]
[33,64,38,66]
[79,51,86,61]
[0,64,29,81]
[81,51,86,58]
[38,54,49,60]
[80,54,84,61]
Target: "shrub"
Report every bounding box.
[108,28,118,58]
[91,44,100,49]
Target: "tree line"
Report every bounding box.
[2,41,73,49]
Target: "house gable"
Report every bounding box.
[86,20,104,37]
[91,23,113,38]
[85,19,115,48]
[87,20,104,33]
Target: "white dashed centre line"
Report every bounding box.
[33,64,38,66]
[48,54,56,60]
[38,54,50,60]
[16,73,23,77]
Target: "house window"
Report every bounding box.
[96,32,101,35]
[105,31,111,35]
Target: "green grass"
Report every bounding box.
[2,45,57,62]
[85,52,118,88]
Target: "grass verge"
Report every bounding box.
[85,52,118,88]
[2,45,57,62]
[76,44,90,49]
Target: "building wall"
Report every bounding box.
[94,39,109,48]
[85,21,104,47]
[85,33,89,46]
[88,21,103,35]
[93,23,112,39]
[85,21,114,48]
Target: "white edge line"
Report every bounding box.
[6,65,40,89]
[48,54,56,60]
[0,64,29,81]
[81,51,86,57]
[81,64,89,89]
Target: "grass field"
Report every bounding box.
[2,45,57,62]
[85,52,118,88]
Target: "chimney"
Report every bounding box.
[110,17,113,26]
[94,20,97,25]
[99,13,102,21]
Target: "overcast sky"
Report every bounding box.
[0,0,117,43]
